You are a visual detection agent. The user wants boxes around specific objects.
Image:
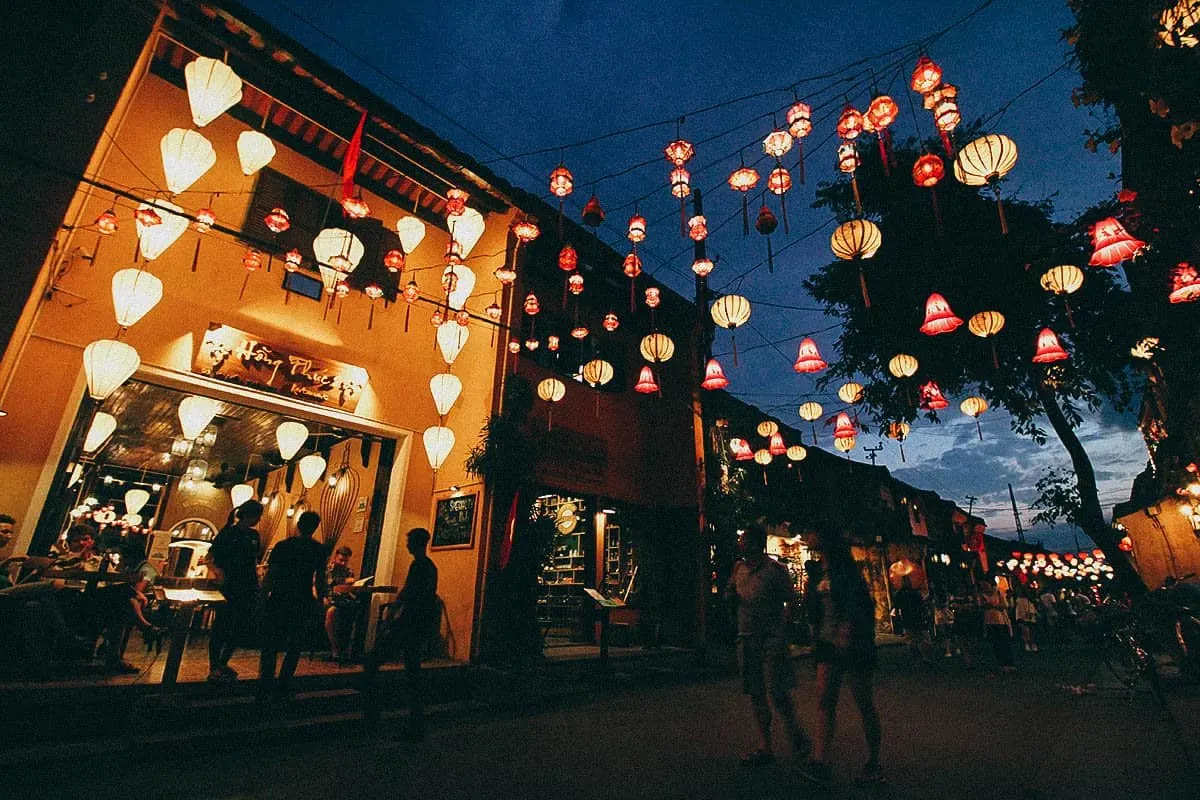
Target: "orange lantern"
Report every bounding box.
[793,337,828,373]
[763,129,793,159]
[547,335,560,352]
[919,293,964,335]
[508,339,520,355]
[911,55,943,95]
[384,249,405,273]
[1169,262,1200,303]
[728,162,761,234]
[558,244,578,272]
[445,188,468,216]
[837,142,861,174]
[767,167,792,234]
[688,215,708,241]
[627,213,647,243]
[670,167,691,198]
[549,164,573,198]
[510,215,540,245]
[523,292,540,315]
[341,194,370,219]
[919,380,949,411]
[786,100,812,183]
[1032,328,1069,364]
[866,94,899,173]
[913,152,946,231]
[95,209,119,235]
[192,207,216,233]
[836,104,864,140]
[581,194,605,228]
[568,273,584,295]
[701,358,730,390]
[769,431,787,456]
[833,412,856,440]
[603,312,619,332]
[285,249,302,272]
[484,301,502,322]
[924,84,960,155]
[664,139,695,166]
[1088,217,1146,267]
[570,325,589,340]
[645,286,661,308]
[634,365,660,395]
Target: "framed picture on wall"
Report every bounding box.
[430,486,481,550]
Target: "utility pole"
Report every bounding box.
[965,494,978,517]
[1008,483,1026,544]
[863,442,883,465]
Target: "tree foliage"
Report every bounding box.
[1031,466,1085,530]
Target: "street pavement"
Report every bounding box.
[16,640,1199,799]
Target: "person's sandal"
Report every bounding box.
[740,749,774,767]
[796,759,832,786]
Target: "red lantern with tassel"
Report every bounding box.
[1088,217,1146,266]
[833,412,856,440]
[912,152,945,232]
[786,100,812,183]
[866,95,898,174]
[1032,328,1069,363]
[911,55,943,95]
[558,244,578,272]
[701,358,729,390]
[792,338,828,373]
[402,280,419,332]
[634,365,659,395]
[755,204,778,273]
[728,154,760,235]
[767,166,792,234]
[920,293,964,335]
[384,249,405,274]
[837,104,864,140]
[581,194,605,227]
[919,381,949,411]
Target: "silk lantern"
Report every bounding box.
[833,412,856,440]
[831,220,882,307]
[429,373,463,416]
[701,358,730,390]
[441,265,476,310]
[1041,264,1084,326]
[298,453,327,489]
[178,395,219,441]
[919,381,949,411]
[160,129,215,195]
[627,213,647,243]
[728,160,760,234]
[888,354,919,378]
[757,421,778,438]
[184,57,242,127]
[1169,263,1200,303]
[82,339,140,400]
[838,382,864,404]
[448,207,486,258]
[887,421,911,462]
[786,100,812,183]
[639,333,675,363]
[769,432,787,457]
[1088,217,1145,266]
[634,366,660,394]
[953,134,1018,234]
[276,420,309,460]
[136,200,188,261]
[83,412,117,454]
[230,484,255,509]
[313,228,364,273]
[792,338,828,374]
[786,445,807,462]
[396,217,427,255]
[437,321,470,364]
[919,293,963,335]
[124,489,150,516]
[237,130,276,176]
[111,269,163,328]
[710,294,751,365]
[960,396,989,440]
[537,377,566,430]
[798,401,823,443]
[1032,328,1069,364]
[833,436,856,454]
[968,310,1006,369]
[730,438,753,461]
[910,55,943,95]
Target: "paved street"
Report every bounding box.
[15,641,1198,800]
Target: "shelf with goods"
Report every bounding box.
[536,493,590,639]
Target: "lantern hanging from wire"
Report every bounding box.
[1032,328,1069,364]
[441,264,476,310]
[429,373,462,417]
[798,401,823,443]
[568,273,584,296]
[755,203,779,272]
[510,214,540,261]
[627,212,647,244]
[1041,264,1084,326]
[623,251,642,310]
[832,412,857,440]
[670,167,691,234]
[603,311,619,332]
[960,396,989,440]
[634,365,660,395]
[136,200,188,262]
[786,99,813,183]
[111,268,163,328]
[888,353,919,379]
[769,431,787,457]
[237,130,276,176]
[838,382,864,404]
[395,217,427,257]
[919,380,949,411]
[93,207,118,264]
[701,358,730,390]
[581,194,605,228]
[178,395,219,442]
[786,444,807,464]
[639,332,675,363]
[923,84,960,156]
[968,310,1006,369]
[762,126,793,165]
[920,293,963,335]
[1169,262,1200,303]
[836,104,864,140]
[836,142,864,215]
[422,426,455,472]
[730,438,754,461]
[953,134,1018,234]
[159,129,215,195]
[833,436,856,455]
[82,339,140,400]
[687,214,707,242]
[910,55,943,95]
[436,320,470,365]
[645,286,661,309]
[866,94,899,173]
[549,162,573,236]
[767,166,792,233]
[710,294,752,364]
[831,219,882,307]
[793,338,828,374]
[887,421,911,462]
[912,152,946,231]
[1088,217,1146,266]
[83,412,117,454]
[664,139,695,167]
[728,155,760,235]
[184,57,243,127]
[757,421,778,438]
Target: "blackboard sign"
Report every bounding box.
[431,491,478,549]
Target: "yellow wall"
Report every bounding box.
[0,69,511,660]
[1116,500,1200,590]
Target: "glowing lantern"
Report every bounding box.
[110,269,163,328]
[395,217,427,255]
[581,359,614,387]
[483,301,502,322]
[437,321,470,364]
[792,338,828,374]
[954,134,1018,234]
[275,421,308,461]
[836,104,864,140]
[920,293,964,335]
[445,188,469,217]
[547,335,560,351]
[639,333,675,363]
[833,436,856,454]
[83,412,117,454]
[228,483,255,509]
[645,287,661,308]
[569,273,584,295]
[1032,328,1069,364]
[758,421,779,438]
[888,354,919,379]
[342,195,370,219]
[960,396,989,440]
[767,167,792,195]
[384,249,405,274]
[570,326,589,340]
[527,340,541,355]
[634,366,659,394]
[910,55,942,94]
[556,244,579,272]
[755,205,780,271]
[754,449,773,466]
[837,142,861,174]
[798,402,823,422]
[295,453,326,490]
[603,312,619,332]
[537,378,566,428]
[768,432,787,457]
[511,215,540,245]
[786,445,807,462]
[833,412,856,440]
[507,339,521,355]
[122,488,150,517]
[866,95,898,131]
[184,57,242,127]
[494,266,516,285]
[967,311,1005,340]
[919,381,949,411]
[912,153,945,187]
[429,373,463,416]
[524,293,540,315]
[258,208,290,237]
[136,200,188,261]
[95,209,119,236]
[236,130,276,176]
[831,220,882,261]
[623,252,642,278]
[242,249,263,272]
[786,101,812,183]
[1118,535,1133,552]
[423,426,455,472]
[82,339,140,400]
[177,395,218,441]
[730,438,753,461]
[441,265,476,309]
[838,382,864,404]
[924,84,961,135]
[313,228,364,273]
[576,194,604,228]
[448,207,486,258]
[160,129,215,195]
[1160,0,1200,46]
[628,214,647,243]
[701,358,730,390]
[710,295,751,329]
[1041,265,1084,295]
[887,421,911,461]
[692,258,714,278]
[763,129,793,159]
[1169,263,1200,303]
[670,168,691,198]
[728,162,760,233]
[688,215,708,241]
[1088,217,1145,266]
[549,165,574,198]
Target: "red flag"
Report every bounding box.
[499,491,520,570]
[341,111,366,205]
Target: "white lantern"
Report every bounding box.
[83,412,117,453]
[537,378,567,403]
[429,373,463,416]
[448,207,486,258]
[298,453,327,489]
[639,333,675,363]
[124,489,150,516]
[581,359,614,386]
[442,265,477,310]
[160,129,216,195]
[184,56,243,127]
[186,459,209,481]
[111,268,163,328]
[396,216,427,254]
[82,339,140,400]
[276,421,309,460]
[312,228,365,273]
[317,266,341,294]
[422,426,455,471]
[136,200,189,261]
[230,483,255,508]
[237,130,276,176]
[177,395,219,441]
[437,320,470,364]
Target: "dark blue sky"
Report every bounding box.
[244,0,1143,549]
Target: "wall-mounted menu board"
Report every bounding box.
[431,489,479,549]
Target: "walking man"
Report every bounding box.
[725,524,809,766]
[207,500,262,684]
[259,510,328,701]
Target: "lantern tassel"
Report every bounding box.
[336,298,343,326]
[132,237,140,264]
[877,135,890,177]
[991,340,1000,371]
[190,237,202,272]
[899,442,906,463]
[266,252,273,273]
[858,263,871,308]
[629,277,636,313]
[762,468,768,487]
[1065,298,1075,328]
[976,419,983,441]
[993,183,1009,236]
[404,304,411,332]
[92,235,103,266]
[367,302,375,331]
[741,195,749,236]
[595,392,600,419]
[557,200,564,240]
[851,176,863,217]
[780,193,789,235]
[547,407,553,432]
[940,130,954,158]
[679,197,686,237]
[766,237,774,274]
[797,140,806,185]
[284,286,291,306]
[930,189,943,235]
[810,424,818,444]
[732,333,739,368]
[323,294,332,321]
[238,272,250,300]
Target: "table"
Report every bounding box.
[40,568,135,590]
[154,586,226,687]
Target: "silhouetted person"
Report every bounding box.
[363,527,438,739]
[259,511,328,701]
[207,500,262,684]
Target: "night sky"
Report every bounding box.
[241,0,1146,550]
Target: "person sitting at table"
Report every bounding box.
[51,524,101,569]
[324,545,358,662]
[96,564,163,673]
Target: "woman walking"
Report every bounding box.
[980,576,1016,673]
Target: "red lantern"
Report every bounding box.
[508,339,521,354]
[524,338,539,351]
[193,207,216,233]
[833,412,856,440]
[494,266,517,285]
[919,293,964,335]
[792,337,828,373]
[242,248,263,272]
[1169,262,1200,303]
[911,55,943,94]
[134,206,161,228]
[769,431,787,456]
[403,281,419,303]
[664,139,695,166]
[837,142,860,174]
[919,381,949,411]
[284,249,302,272]
[912,153,945,187]
[523,293,540,315]
[558,244,578,272]
[264,207,291,234]
[756,205,779,272]
[728,163,761,234]
[485,301,502,322]
[549,165,573,198]
[767,166,792,195]
[341,195,370,219]
[364,284,384,300]
[688,215,708,241]
[95,209,119,235]
[568,273,584,295]
[634,365,659,394]
[455,309,470,327]
[645,287,661,308]
[730,437,754,461]
[1032,328,1069,363]
[445,188,468,216]
[670,168,691,198]
[836,104,864,140]
[628,214,647,243]
[603,312,619,332]
[384,249,405,273]
[623,252,642,278]
[1118,535,1133,552]
[762,129,793,159]
[429,308,443,326]
[867,95,898,173]
[1088,217,1146,266]
[511,215,540,243]
[581,195,605,227]
[701,358,730,390]
[335,280,351,299]
[786,101,812,184]
[570,325,589,340]
[547,335,560,352]
[692,258,714,278]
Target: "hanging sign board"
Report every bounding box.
[430,489,479,550]
[193,323,368,413]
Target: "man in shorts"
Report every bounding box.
[725,524,809,766]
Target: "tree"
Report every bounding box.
[802,130,1141,586]
[1031,466,1086,531]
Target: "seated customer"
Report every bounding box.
[96,566,163,673]
[324,546,358,661]
[52,524,101,569]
